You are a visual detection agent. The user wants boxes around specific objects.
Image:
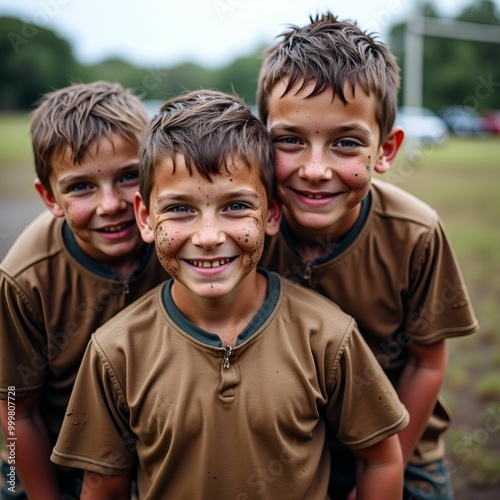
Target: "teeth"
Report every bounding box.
[306,193,327,199]
[189,258,231,268]
[102,223,127,233]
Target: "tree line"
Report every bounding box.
[0,0,499,112]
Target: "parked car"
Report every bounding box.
[395,107,449,145]
[481,109,500,135]
[438,105,486,136]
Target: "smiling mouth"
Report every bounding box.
[304,193,332,199]
[98,222,132,233]
[188,258,232,268]
[293,189,334,200]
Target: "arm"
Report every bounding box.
[351,434,404,499]
[396,340,448,464]
[81,471,132,499]
[0,392,61,499]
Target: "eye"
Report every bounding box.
[120,170,139,183]
[68,183,91,193]
[274,136,301,145]
[169,205,192,213]
[335,139,360,149]
[225,201,248,212]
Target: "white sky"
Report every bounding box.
[0,0,497,68]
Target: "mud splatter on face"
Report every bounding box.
[366,155,372,172]
[154,225,179,277]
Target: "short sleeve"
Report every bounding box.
[326,325,409,449]
[405,218,478,344]
[51,337,135,475]
[0,272,46,397]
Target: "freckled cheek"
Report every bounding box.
[63,202,93,231]
[238,220,266,269]
[347,168,372,204]
[345,160,372,186]
[274,156,293,183]
[153,225,183,276]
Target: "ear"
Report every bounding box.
[134,191,155,243]
[265,198,282,236]
[374,126,404,174]
[34,178,65,218]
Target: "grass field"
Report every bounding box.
[0,113,499,497]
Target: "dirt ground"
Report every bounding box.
[1,171,499,499]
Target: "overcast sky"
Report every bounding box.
[1,0,497,68]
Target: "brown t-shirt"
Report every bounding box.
[259,179,479,463]
[52,273,408,499]
[0,210,169,442]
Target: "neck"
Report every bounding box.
[284,206,360,262]
[171,272,267,346]
[110,246,145,280]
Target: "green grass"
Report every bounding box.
[0,113,32,164]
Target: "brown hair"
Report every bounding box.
[257,12,400,142]
[31,80,149,191]
[139,89,275,209]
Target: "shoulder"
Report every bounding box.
[1,211,64,276]
[276,274,355,333]
[91,284,168,382]
[371,178,438,229]
[94,284,165,347]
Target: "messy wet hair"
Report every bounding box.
[139,89,275,209]
[31,80,148,191]
[257,12,400,142]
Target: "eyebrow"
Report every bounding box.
[56,162,139,189]
[155,189,262,207]
[269,122,373,138]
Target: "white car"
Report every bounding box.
[395,107,449,145]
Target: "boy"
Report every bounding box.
[0,81,169,498]
[51,89,409,499]
[257,12,479,499]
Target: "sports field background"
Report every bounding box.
[0,113,499,498]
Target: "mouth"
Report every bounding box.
[292,188,337,201]
[302,192,333,199]
[97,221,134,233]
[290,188,335,200]
[187,258,233,268]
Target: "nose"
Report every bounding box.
[96,186,127,216]
[298,150,333,183]
[191,216,226,249]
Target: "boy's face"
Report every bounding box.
[135,153,280,301]
[35,134,144,264]
[266,79,398,239]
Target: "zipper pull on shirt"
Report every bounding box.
[302,261,313,281]
[222,345,232,369]
[219,345,238,399]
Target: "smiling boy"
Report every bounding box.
[0,81,169,498]
[257,12,479,499]
[51,90,409,499]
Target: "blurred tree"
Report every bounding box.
[0,17,81,110]
[389,0,500,111]
[213,52,263,105]
[157,62,219,100]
